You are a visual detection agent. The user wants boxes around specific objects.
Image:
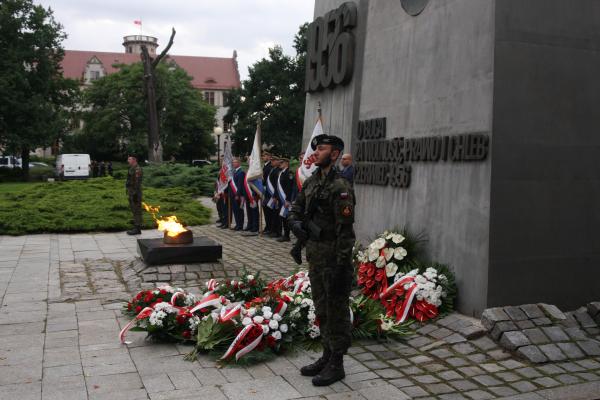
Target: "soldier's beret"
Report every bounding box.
[310,135,345,151]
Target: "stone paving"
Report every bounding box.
[1,203,600,399]
[481,305,600,364]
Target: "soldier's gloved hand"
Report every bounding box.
[290,221,308,241]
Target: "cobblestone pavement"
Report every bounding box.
[1,205,600,399]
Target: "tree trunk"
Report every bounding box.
[141,47,162,163]
[140,28,176,164]
[21,147,30,182]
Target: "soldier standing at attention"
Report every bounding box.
[126,155,143,235]
[288,135,355,386]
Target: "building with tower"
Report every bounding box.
[59,34,241,159]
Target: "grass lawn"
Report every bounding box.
[0,177,211,235]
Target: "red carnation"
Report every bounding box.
[135,306,142,313]
[159,289,167,295]
[182,330,191,339]
[176,314,187,325]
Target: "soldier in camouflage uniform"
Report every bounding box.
[126,155,143,235]
[288,135,356,386]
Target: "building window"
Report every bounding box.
[128,46,132,53]
[90,71,100,81]
[222,91,229,107]
[223,121,232,133]
[204,91,215,105]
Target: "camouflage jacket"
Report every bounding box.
[126,165,143,195]
[289,167,356,265]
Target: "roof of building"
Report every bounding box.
[61,50,241,90]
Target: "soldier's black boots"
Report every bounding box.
[300,348,331,377]
[312,352,345,386]
[290,243,303,265]
[127,227,141,235]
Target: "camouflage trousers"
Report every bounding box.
[306,239,353,354]
[128,192,143,228]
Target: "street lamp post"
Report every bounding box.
[214,126,223,160]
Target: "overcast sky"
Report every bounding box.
[36,0,314,81]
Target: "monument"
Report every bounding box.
[303,0,600,316]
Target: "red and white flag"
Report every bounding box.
[217,140,235,194]
[296,116,324,189]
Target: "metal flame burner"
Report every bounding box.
[163,229,193,245]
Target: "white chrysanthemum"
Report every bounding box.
[415,275,427,285]
[247,307,256,317]
[385,262,398,277]
[438,274,448,283]
[391,233,405,244]
[262,306,272,313]
[371,238,386,250]
[242,317,252,326]
[294,297,302,304]
[394,247,408,261]
[376,256,386,269]
[262,324,270,335]
[263,311,273,320]
[383,247,394,261]
[271,331,282,340]
[253,316,264,324]
[246,275,254,280]
[279,323,288,333]
[273,313,282,321]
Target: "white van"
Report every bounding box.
[0,155,22,169]
[56,154,91,179]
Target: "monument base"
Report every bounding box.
[137,236,222,265]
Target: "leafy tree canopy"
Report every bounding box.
[225,23,307,157]
[0,0,79,179]
[66,61,216,162]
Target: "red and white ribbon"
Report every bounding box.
[221,324,264,361]
[119,307,153,344]
[170,292,185,305]
[206,279,218,291]
[382,275,419,323]
[274,299,287,316]
[220,303,242,322]
[190,293,223,313]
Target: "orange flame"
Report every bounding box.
[142,202,188,237]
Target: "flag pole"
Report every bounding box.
[227,194,231,229]
[259,201,263,235]
[317,101,322,121]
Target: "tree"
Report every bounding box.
[74,61,216,162]
[225,23,308,156]
[141,27,175,163]
[0,0,78,180]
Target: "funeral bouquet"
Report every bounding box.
[355,230,457,323]
[120,269,411,364]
